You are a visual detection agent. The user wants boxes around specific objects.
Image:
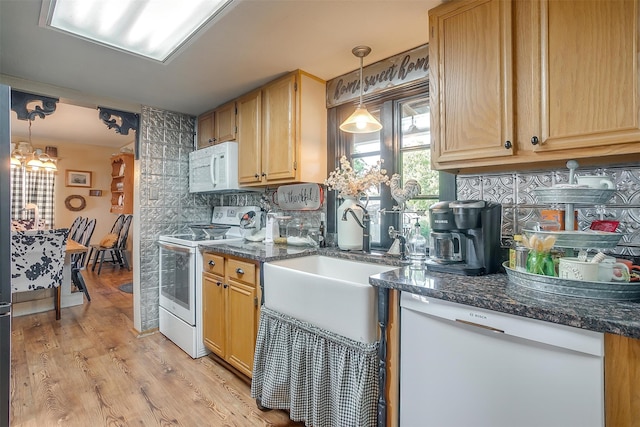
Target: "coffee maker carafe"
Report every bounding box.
[426,200,502,276]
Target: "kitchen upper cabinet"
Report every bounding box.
[238,70,327,186]
[237,89,262,184]
[197,110,215,149]
[214,101,237,144]
[429,0,514,169]
[202,252,259,379]
[429,0,640,172]
[531,0,640,153]
[197,101,237,149]
[261,73,298,183]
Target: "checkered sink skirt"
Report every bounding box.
[251,307,379,427]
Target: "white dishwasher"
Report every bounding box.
[400,292,604,427]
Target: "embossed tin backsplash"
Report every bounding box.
[457,163,640,258]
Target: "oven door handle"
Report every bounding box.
[157,241,193,253]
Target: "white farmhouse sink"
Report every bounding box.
[263,255,395,343]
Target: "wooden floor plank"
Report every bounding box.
[10,268,302,427]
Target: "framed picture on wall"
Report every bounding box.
[65,170,92,187]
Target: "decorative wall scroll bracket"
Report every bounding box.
[98,106,141,159]
[98,107,139,136]
[10,90,59,121]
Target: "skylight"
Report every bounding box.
[41,0,235,62]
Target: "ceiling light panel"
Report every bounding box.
[42,0,235,62]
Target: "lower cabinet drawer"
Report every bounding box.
[227,258,256,285]
[203,253,224,276]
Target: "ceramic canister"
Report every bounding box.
[559,257,629,282]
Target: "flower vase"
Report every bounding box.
[337,196,364,250]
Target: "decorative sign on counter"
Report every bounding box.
[276,183,323,210]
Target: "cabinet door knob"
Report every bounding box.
[236,268,244,275]
[208,260,215,266]
[216,281,222,287]
[531,136,539,145]
[208,138,214,143]
[223,284,228,289]
[504,140,512,149]
[261,172,267,177]
[254,173,260,179]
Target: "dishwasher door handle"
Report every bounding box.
[455,318,505,334]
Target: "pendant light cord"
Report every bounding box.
[358,55,364,107]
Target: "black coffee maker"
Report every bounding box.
[427,200,502,276]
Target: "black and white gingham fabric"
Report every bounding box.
[251,307,379,427]
[10,167,56,228]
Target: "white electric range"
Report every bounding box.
[157,206,261,358]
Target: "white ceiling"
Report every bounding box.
[1,0,441,149]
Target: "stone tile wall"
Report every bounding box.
[457,162,640,259]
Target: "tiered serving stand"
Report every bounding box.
[504,174,640,301]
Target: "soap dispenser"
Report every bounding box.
[407,219,427,269]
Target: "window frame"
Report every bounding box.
[326,81,455,251]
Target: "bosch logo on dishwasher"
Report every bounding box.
[469,312,487,320]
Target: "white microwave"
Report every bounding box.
[188,141,240,193]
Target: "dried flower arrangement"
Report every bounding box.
[324,155,389,198]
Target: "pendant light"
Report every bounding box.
[339,46,383,134]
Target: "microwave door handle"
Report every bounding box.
[210,155,217,188]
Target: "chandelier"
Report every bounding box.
[10,120,57,172]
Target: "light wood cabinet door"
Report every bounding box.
[237,89,263,184]
[429,0,640,172]
[429,0,514,169]
[604,333,640,427]
[532,0,640,153]
[202,273,225,357]
[214,101,237,143]
[226,279,257,378]
[237,70,326,185]
[262,72,297,183]
[197,111,215,149]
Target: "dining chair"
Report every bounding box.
[68,216,84,242]
[71,218,96,301]
[10,229,69,320]
[86,214,124,265]
[92,214,133,275]
[71,217,88,242]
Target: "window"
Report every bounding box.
[10,167,56,228]
[329,83,455,250]
[396,95,438,241]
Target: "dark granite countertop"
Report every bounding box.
[198,242,640,339]
[199,240,318,262]
[370,267,640,340]
[199,241,409,264]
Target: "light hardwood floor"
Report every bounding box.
[10,266,303,427]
